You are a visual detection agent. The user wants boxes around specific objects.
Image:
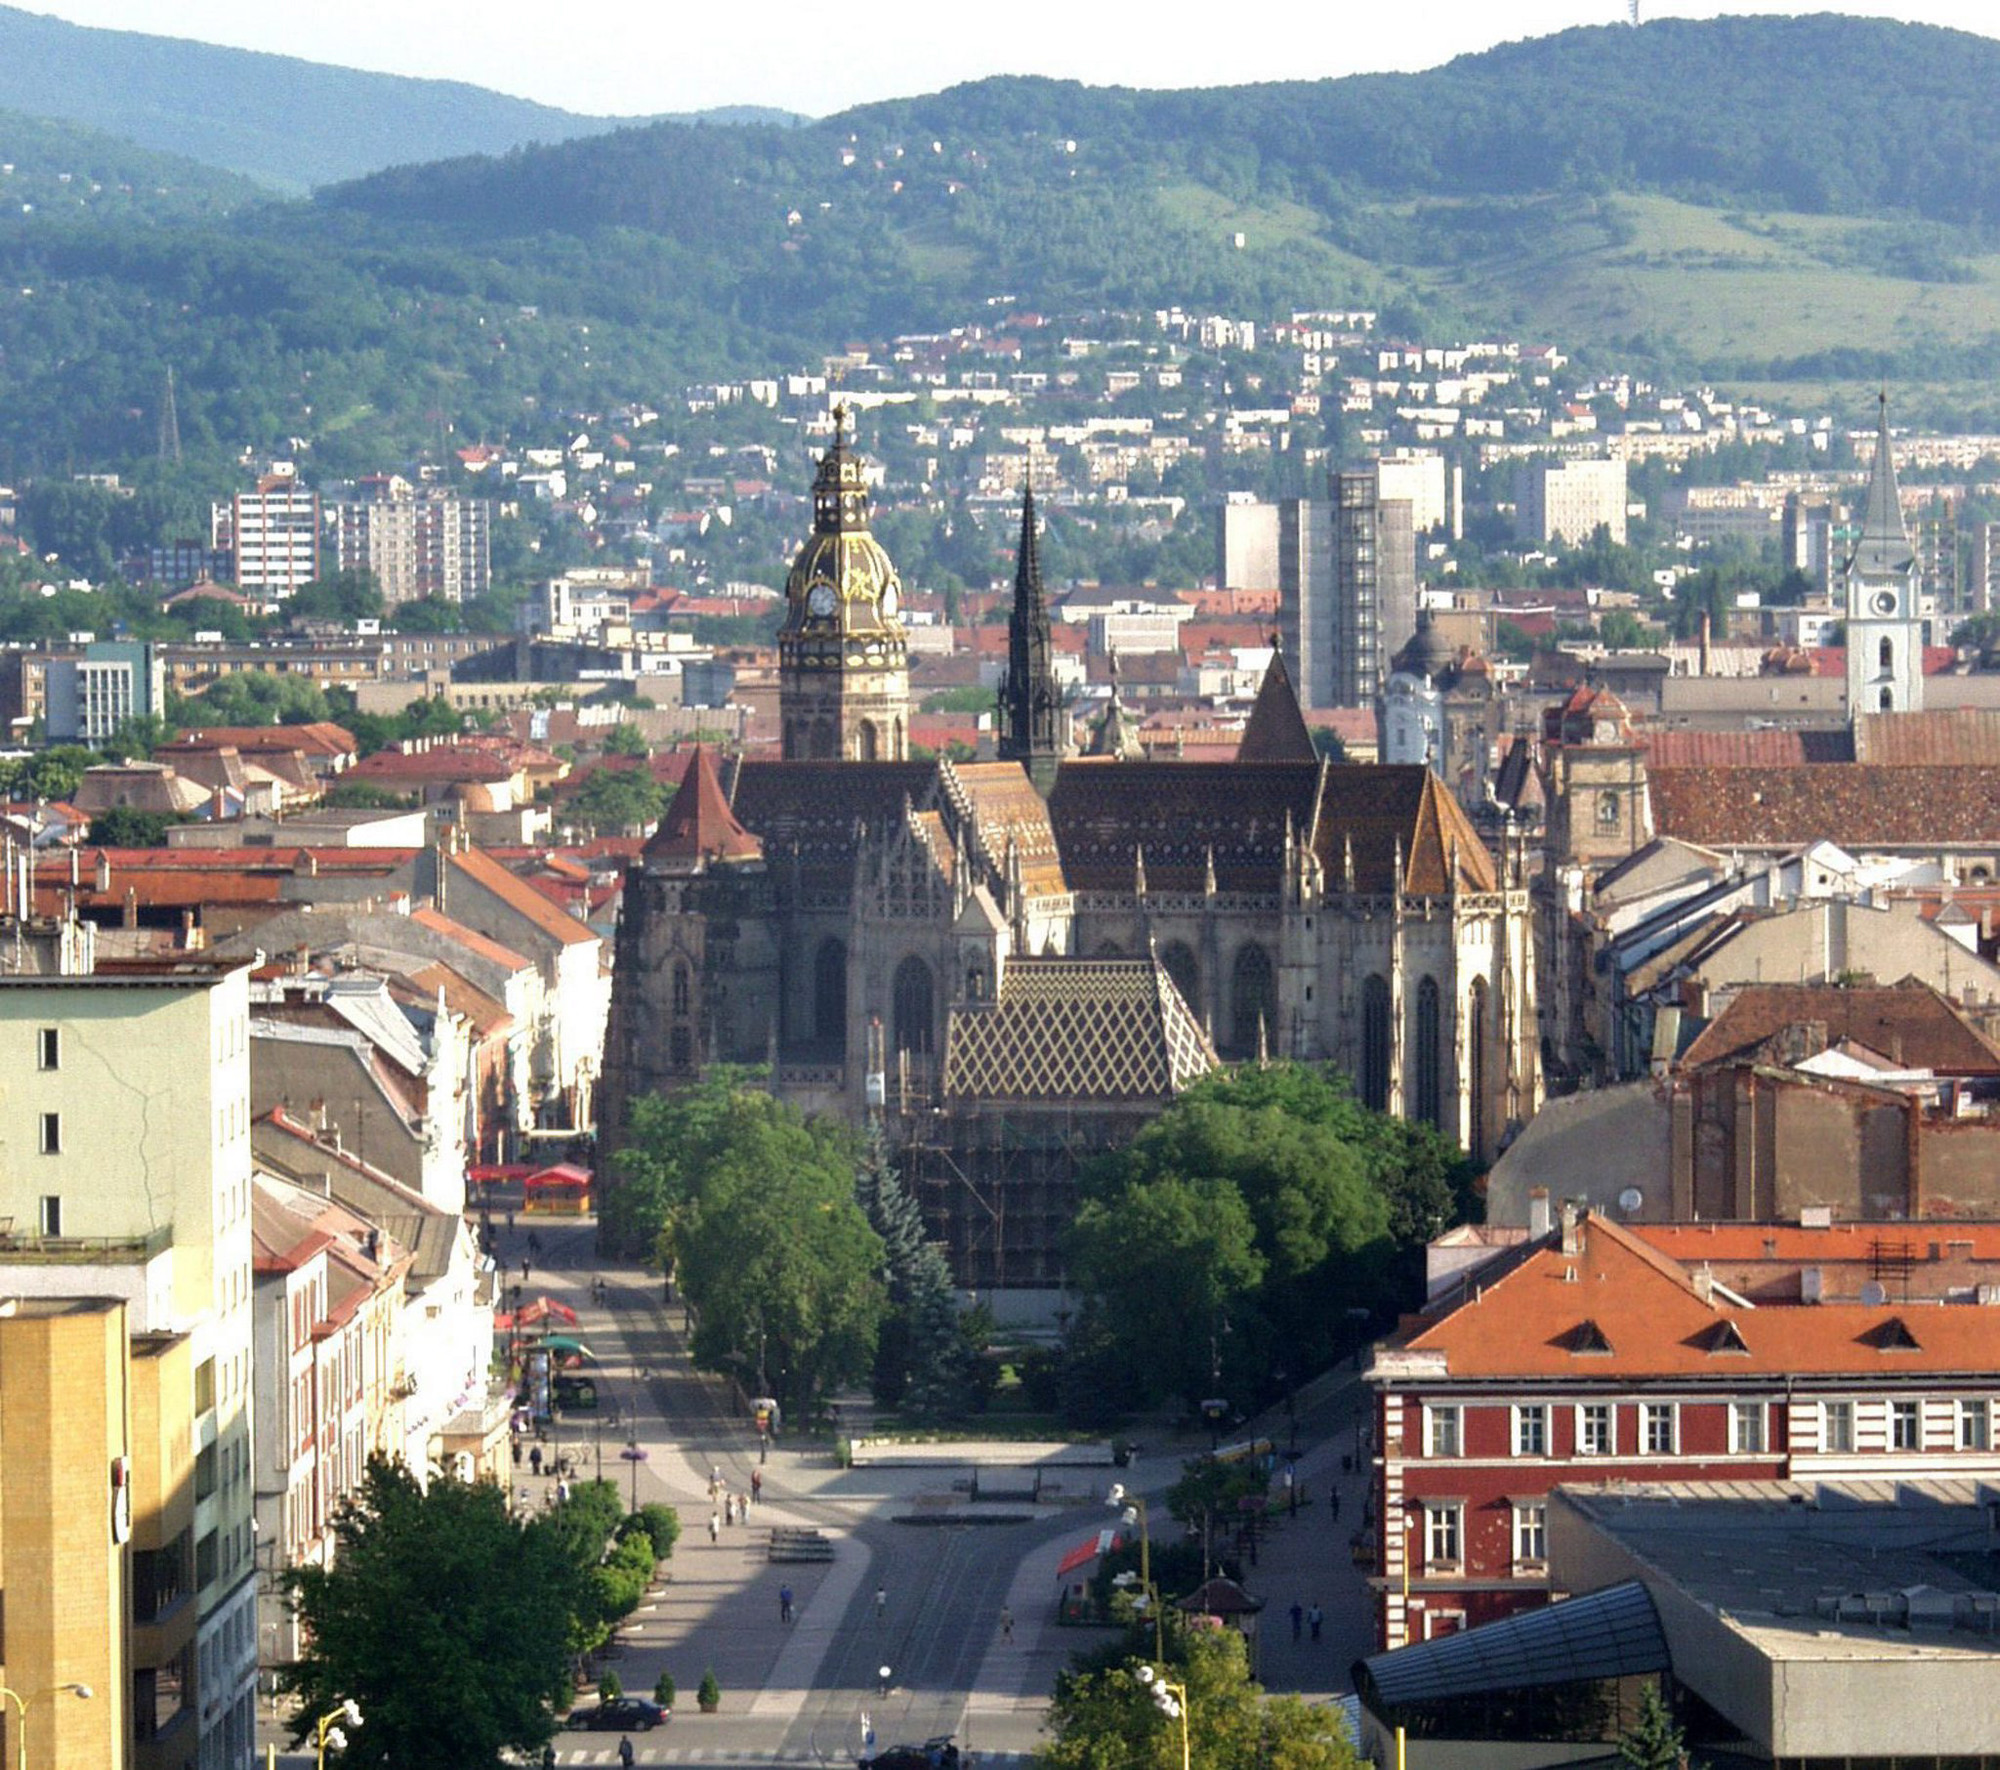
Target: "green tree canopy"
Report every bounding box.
[564,765,667,835]
[88,805,174,847]
[277,1458,583,1770]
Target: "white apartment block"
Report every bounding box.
[330,477,493,607]
[1516,456,1629,548]
[0,953,261,1769]
[214,471,320,599]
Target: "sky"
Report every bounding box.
[21,1,2000,116]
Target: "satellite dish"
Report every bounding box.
[1618,1187,1644,1216]
[1860,1280,1887,1307]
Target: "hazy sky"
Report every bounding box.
[23,1,2000,116]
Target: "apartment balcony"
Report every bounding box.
[0,1223,174,1263]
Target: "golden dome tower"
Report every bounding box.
[777,409,911,761]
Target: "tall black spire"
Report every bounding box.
[998,482,1062,793]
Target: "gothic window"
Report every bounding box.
[1159,941,1200,1013]
[1230,943,1274,1058]
[1468,977,1490,1156]
[810,720,836,759]
[1415,977,1443,1129]
[1597,790,1620,829]
[671,961,691,1018]
[892,956,935,1057]
[1880,687,1894,711]
[813,939,847,1050]
[1361,975,1391,1111]
[1879,636,1894,671]
[859,721,879,762]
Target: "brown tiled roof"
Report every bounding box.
[1648,764,2000,847]
[447,846,599,947]
[1678,980,2000,1075]
[732,760,934,888]
[1049,760,1321,892]
[352,747,514,785]
[177,722,358,757]
[941,957,1216,1105]
[1236,648,1317,763]
[642,745,762,869]
[1851,707,2000,766]
[409,906,535,974]
[1641,729,1852,767]
[1311,766,1498,894]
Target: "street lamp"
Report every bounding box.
[1107,1483,1163,1662]
[0,1682,92,1770]
[1135,1665,1189,1770]
[314,1699,362,1770]
[620,1439,649,1512]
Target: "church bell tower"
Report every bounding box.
[997,483,1063,794]
[777,410,911,761]
[1844,392,1923,720]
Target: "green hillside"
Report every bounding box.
[3,14,2000,473]
[0,106,262,221]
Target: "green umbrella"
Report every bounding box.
[542,1335,597,1360]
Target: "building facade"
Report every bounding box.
[1844,396,1925,719]
[1333,467,1417,708]
[330,477,492,607]
[213,472,319,600]
[44,640,166,744]
[1516,457,1628,548]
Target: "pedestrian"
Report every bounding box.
[1330,1486,1341,1522]
[512,1438,522,1468]
[751,1467,763,1503]
[556,1477,570,1504]
[521,1256,531,1282]
[1308,1602,1323,1643]
[1000,1606,1013,1643]
[875,1584,887,1620]
[530,1444,544,1477]
[542,1744,557,1770]
[618,1737,635,1769]
[1289,1600,1303,1642]
[708,1511,720,1545]
[780,1583,794,1623]
[507,1211,515,1233]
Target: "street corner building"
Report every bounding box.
[598,428,1540,1315]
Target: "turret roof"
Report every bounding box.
[643,745,762,869]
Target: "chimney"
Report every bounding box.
[1698,608,1712,677]
[1528,1187,1553,1239]
[1560,1200,1583,1257]
[94,849,110,894]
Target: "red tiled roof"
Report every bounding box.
[1649,764,2000,847]
[1641,730,1852,767]
[1678,980,2000,1074]
[642,746,762,868]
[351,748,515,785]
[409,906,535,974]
[447,846,599,946]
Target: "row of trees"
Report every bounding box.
[277,1459,678,1770]
[607,1076,979,1421]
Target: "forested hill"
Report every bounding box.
[323,15,2000,233]
[0,4,639,191]
[0,108,261,220]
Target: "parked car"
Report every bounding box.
[569,1697,667,1731]
[860,1736,958,1770]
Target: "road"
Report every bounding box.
[258,1211,1379,1766]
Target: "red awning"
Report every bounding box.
[1056,1527,1121,1579]
[524,1162,591,1192]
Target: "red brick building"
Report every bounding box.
[1366,1206,2000,1649]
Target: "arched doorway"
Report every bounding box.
[1415,977,1443,1129]
[1361,975,1392,1111]
[1231,943,1274,1057]
[813,939,847,1051]
[1159,941,1200,1013]
[892,956,935,1057]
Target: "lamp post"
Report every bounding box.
[1135,1665,1189,1770]
[0,1682,92,1770]
[620,1439,649,1512]
[1107,1483,1163,1663]
[314,1699,362,1770]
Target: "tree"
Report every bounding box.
[565,766,667,835]
[1617,1684,1692,1770]
[88,805,174,847]
[290,569,384,624]
[855,1124,969,1418]
[277,1458,582,1770]
[599,721,650,758]
[1044,1627,1360,1770]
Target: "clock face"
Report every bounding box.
[1871,590,1898,616]
[808,585,837,618]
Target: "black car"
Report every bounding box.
[860,1737,958,1770]
[568,1697,667,1731]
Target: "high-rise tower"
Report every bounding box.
[997,484,1063,792]
[1844,393,1923,719]
[777,411,910,761]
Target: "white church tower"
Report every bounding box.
[1844,392,1923,719]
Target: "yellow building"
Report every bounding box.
[0,1296,198,1770]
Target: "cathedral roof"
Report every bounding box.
[941,760,1068,898]
[732,760,934,887]
[1312,765,1499,895]
[941,956,1217,1106]
[1236,644,1317,763]
[1849,392,1916,582]
[1049,760,1322,893]
[642,745,762,869]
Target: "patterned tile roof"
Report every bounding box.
[1677,980,2000,1075]
[1310,766,1498,895]
[732,760,935,888]
[941,957,1217,1105]
[940,760,1067,897]
[1648,764,2000,848]
[1049,760,1321,892]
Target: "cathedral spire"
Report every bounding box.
[1850,389,1915,580]
[998,480,1063,794]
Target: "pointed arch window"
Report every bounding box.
[671,961,692,1019]
[1361,975,1392,1111]
[1415,977,1443,1129]
[892,956,935,1057]
[813,939,847,1050]
[1230,944,1274,1058]
[1879,636,1894,671]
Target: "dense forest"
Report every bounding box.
[2,16,2000,474]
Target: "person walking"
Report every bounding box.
[618,1737,635,1769]
[530,1444,544,1477]
[751,1467,763,1504]
[542,1745,557,1770]
[780,1583,794,1623]
[1330,1486,1342,1522]
[708,1510,721,1545]
[1308,1602,1324,1643]
[1000,1606,1013,1643]
[1289,1600,1304,1642]
[875,1584,887,1621]
[521,1256,531,1282]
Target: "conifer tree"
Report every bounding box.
[855,1123,968,1417]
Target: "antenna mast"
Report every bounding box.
[1628,0,1640,22]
